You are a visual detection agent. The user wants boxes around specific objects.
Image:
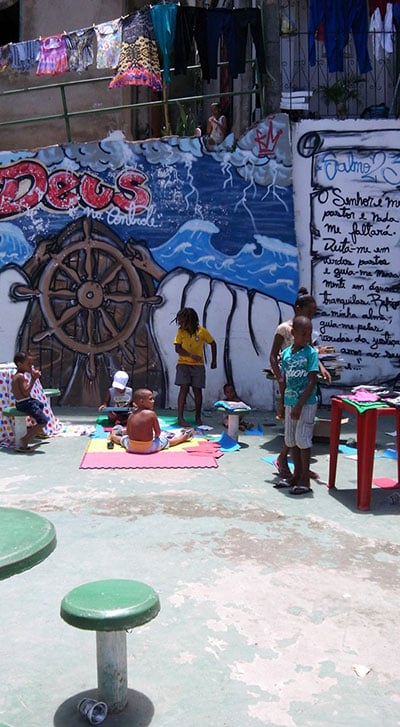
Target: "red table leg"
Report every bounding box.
[396,411,400,487]
[328,398,342,490]
[356,409,378,511]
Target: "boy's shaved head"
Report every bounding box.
[292,316,312,332]
[133,388,152,403]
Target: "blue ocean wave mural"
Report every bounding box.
[0,116,298,306]
[151,220,298,303]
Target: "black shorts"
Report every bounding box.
[175,364,205,388]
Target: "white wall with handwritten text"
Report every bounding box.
[293,121,400,391]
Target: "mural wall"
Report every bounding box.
[0,115,297,409]
[293,121,400,392]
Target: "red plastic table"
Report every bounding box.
[328,397,400,511]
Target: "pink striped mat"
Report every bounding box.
[79,439,222,469]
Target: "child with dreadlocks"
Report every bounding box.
[174,307,217,426]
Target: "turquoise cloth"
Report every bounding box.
[214,400,251,412]
[150,3,177,84]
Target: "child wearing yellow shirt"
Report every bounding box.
[174,307,217,426]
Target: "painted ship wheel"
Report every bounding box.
[28,219,144,380]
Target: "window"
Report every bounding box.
[0,0,20,46]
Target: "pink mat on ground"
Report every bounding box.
[79,439,221,469]
[80,451,219,469]
[373,477,400,489]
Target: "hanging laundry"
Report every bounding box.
[280,9,297,36]
[0,44,10,72]
[173,6,209,79]
[369,0,400,14]
[109,11,162,92]
[95,19,122,70]
[9,40,40,71]
[232,8,266,77]
[393,2,400,28]
[36,35,69,75]
[206,9,237,80]
[65,28,95,72]
[150,3,177,84]
[370,3,394,60]
[309,0,372,74]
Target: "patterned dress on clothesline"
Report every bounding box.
[36,35,69,75]
[65,28,95,73]
[95,19,122,69]
[109,11,162,92]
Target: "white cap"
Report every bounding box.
[112,370,129,390]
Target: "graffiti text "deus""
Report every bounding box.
[0,161,151,219]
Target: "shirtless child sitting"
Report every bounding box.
[109,388,193,454]
[11,351,50,451]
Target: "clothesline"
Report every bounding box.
[0,3,266,95]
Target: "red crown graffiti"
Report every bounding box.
[254,122,283,158]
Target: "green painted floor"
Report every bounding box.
[0,406,399,727]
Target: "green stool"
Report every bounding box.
[60,579,160,713]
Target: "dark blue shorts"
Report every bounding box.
[16,398,50,425]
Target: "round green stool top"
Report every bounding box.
[43,388,61,397]
[60,579,160,631]
[0,507,56,581]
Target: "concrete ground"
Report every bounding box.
[0,405,399,727]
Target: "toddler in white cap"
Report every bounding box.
[98,370,133,425]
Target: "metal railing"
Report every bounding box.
[0,60,265,142]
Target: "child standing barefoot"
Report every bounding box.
[174,307,217,427]
[280,316,319,495]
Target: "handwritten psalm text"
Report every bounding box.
[310,145,400,380]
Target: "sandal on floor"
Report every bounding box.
[273,459,292,479]
[273,480,291,489]
[289,485,313,496]
[15,445,32,453]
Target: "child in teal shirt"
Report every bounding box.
[281,316,319,495]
